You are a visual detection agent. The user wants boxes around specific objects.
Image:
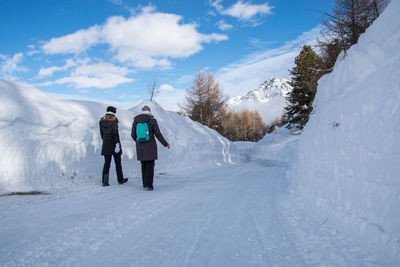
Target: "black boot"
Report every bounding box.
[119,178,128,184]
[102,174,110,186]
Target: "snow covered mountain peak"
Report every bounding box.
[226,77,292,124]
[228,77,291,106]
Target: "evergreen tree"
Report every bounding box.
[181,70,227,134]
[285,45,324,130]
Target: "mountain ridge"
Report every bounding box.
[228,77,292,106]
[227,77,292,124]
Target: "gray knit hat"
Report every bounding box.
[141,105,151,112]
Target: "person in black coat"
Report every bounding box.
[131,105,170,190]
[99,106,128,186]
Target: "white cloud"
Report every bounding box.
[142,82,186,111]
[26,45,40,56]
[217,20,233,31]
[176,74,193,85]
[38,59,77,78]
[54,61,134,89]
[42,25,102,54]
[248,38,274,49]
[102,9,227,68]
[38,66,62,78]
[119,94,140,99]
[155,88,186,112]
[0,53,29,80]
[35,81,54,87]
[41,6,228,69]
[27,50,40,56]
[211,0,273,21]
[216,26,321,98]
[159,83,174,91]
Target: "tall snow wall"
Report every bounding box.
[290,1,400,261]
[0,81,234,192]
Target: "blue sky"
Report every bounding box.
[0,0,333,110]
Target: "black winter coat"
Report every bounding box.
[131,113,169,161]
[99,113,122,156]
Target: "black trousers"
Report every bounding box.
[141,160,155,189]
[103,154,124,183]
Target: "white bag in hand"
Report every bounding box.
[114,143,120,153]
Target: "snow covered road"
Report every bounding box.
[0,157,373,266]
[2,1,400,264]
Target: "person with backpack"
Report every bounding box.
[131,105,170,191]
[99,106,128,186]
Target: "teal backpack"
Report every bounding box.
[136,121,151,143]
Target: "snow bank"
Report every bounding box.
[129,100,234,171]
[290,1,400,262]
[0,81,233,192]
[254,126,300,163]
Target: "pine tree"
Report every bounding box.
[181,70,227,134]
[285,45,324,130]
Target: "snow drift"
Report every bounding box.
[254,127,300,164]
[290,1,400,261]
[0,81,233,192]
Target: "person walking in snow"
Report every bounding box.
[131,105,170,191]
[99,106,128,186]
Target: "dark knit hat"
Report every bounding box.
[107,106,117,113]
[141,105,151,112]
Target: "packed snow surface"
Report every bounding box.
[0,147,387,266]
[1,1,400,265]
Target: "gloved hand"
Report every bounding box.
[114,143,120,153]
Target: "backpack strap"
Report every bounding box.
[148,117,154,136]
